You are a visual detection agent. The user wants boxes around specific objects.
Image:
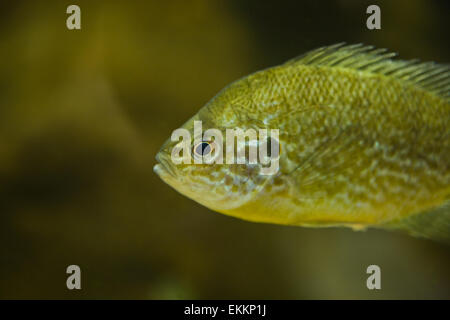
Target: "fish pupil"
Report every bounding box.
[196,142,211,156]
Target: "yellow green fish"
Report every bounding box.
[154,43,450,243]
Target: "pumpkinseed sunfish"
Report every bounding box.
[154,43,450,243]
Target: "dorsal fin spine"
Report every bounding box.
[284,43,449,100]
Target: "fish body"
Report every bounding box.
[154,44,450,242]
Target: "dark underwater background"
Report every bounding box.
[0,0,449,299]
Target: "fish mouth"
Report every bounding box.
[154,153,176,178]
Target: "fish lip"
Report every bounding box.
[154,153,176,178]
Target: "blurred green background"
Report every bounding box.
[0,0,449,299]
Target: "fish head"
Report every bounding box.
[154,104,279,213]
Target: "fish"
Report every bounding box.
[154,43,450,243]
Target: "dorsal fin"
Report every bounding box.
[284,43,450,100]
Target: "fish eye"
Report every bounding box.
[193,141,213,158]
